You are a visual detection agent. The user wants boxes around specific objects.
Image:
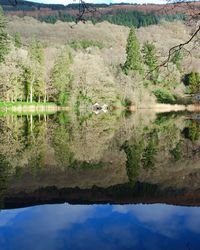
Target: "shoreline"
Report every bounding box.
[1,103,200,114]
[131,104,200,112]
[0,104,70,113]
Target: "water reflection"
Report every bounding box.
[0,111,200,206]
[0,204,200,250]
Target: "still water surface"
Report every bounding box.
[0,111,200,249]
[0,203,200,250]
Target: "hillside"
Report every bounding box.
[4,16,200,105]
[0,0,200,108]
[1,1,200,15]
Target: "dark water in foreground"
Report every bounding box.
[0,111,200,249]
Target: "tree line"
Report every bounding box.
[37,10,185,28]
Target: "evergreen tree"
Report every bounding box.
[171,50,182,71]
[123,26,143,75]
[188,71,200,93]
[29,36,44,65]
[14,32,22,48]
[51,47,73,105]
[143,41,158,83]
[0,6,9,63]
[28,37,45,102]
[21,64,35,103]
[188,120,199,142]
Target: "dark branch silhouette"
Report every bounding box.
[5,0,200,63]
[75,0,97,23]
[160,25,200,67]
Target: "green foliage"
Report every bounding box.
[143,41,158,83]
[183,71,200,94]
[155,112,177,126]
[69,40,104,50]
[51,47,73,105]
[121,97,132,107]
[122,140,144,182]
[57,112,70,125]
[0,101,56,108]
[153,88,176,104]
[58,92,69,106]
[170,50,182,71]
[29,37,44,65]
[170,142,182,161]
[14,32,22,48]
[35,10,185,28]
[38,14,75,23]
[142,132,158,169]
[99,10,158,28]
[0,6,9,63]
[52,126,74,168]
[21,65,33,101]
[123,26,143,75]
[188,120,199,142]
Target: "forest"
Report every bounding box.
[0,7,73,105]
[0,5,200,108]
[36,11,186,28]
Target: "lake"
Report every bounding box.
[0,110,200,249]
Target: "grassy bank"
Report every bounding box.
[0,101,57,107]
[0,102,70,113]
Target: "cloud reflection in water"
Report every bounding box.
[0,203,200,250]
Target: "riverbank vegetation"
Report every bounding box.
[0,6,200,109]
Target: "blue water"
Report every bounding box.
[0,204,200,250]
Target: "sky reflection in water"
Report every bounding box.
[0,204,200,250]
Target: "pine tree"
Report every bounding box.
[171,50,182,71]
[0,6,9,63]
[123,26,143,75]
[14,32,22,48]
[143,41,158,83]
[51,47,73,105]
[188,71,200,93]
[21,37,45,103]
[29,36,44,65]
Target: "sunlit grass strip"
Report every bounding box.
[0,102,65,115]
[0,110,57,117]
[0,101,57,107]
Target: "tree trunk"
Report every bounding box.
[44,88,47,103]
[30,114,33,133]
[30,79,34,103]
[30,83,33,103]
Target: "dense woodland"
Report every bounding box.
[0,4,200,106]
[0,7,73,105]
[37,11,185,28]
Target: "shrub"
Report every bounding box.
[153,88,176,104]
[183,71,200,93]
[57,93,69,106]
[170,142,182,161]
[122,97,132,107]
